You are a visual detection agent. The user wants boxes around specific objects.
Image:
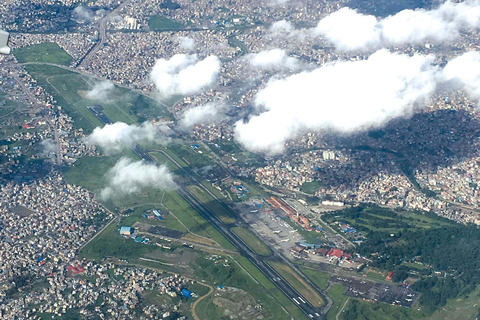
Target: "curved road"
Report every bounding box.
[192,283,214,320]
[77,0,133,69]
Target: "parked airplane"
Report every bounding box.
[0,30,11,54]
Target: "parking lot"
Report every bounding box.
[331,275,419,307]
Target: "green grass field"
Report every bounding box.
[198,254,309,320]
[162,191,235,250]
[120,204,187,233]
[341,298,425,320]
[325,206,455,238]
[23,64,171,134]
[170,143,215,168]
[200,179,228,200]
[148,15,185,31]
[231,227,272,256]
[339,283,480,320]
[365,269,388,282]
[327,285,348,320]
[427,285,480,320]
[0,98,22,117]
[62,154,236,250]
[150,151,183,174]
[269,261,324,308]
[187,185,237,224]
[401,261,429,271]
[300,181,322,195]
[300,267,330,290]
[62,155,122,192]
[79,219,155,260]
[0,99,32,138]
[14,42,73,66]
[193,254,299,320]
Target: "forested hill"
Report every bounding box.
[325,205,480,312]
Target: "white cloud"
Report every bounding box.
[315,8,381,51]
[247,48,300,70]
[178,36,195,51]
[443,51,480,101]
[234,50,440,154]
[269,20,295,34]
[315,1,480,51]
[85,81,115,101]
[100,158,176,200]
[72,6,94,22]
[179,102,228,129]
[150,54,221,98]
[39,138,56,157]
[269,0,291,5]
[86,122,166,151]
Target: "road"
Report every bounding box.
[88,109,324,319]
[9,70,63,165]
[191,283,214,320]
[77,0,133,69]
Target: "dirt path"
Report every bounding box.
[336,297,350,320]
[192,283,214,320]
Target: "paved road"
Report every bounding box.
[77,0,133,69]
[88,110,325,319]
[9,71,62,164]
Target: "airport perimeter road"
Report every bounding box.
[88,109,324,319]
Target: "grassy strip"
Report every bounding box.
[326,285,348,320]
[231,227,272,256]
[269,261,325,308]
[234,256,309,320]
[300,267,330,290]
[150,152,182,174]
[24,65,170,135]
[187,185,237,224]
[164,191,236,251]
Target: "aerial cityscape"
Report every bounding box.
[2,0,480,319]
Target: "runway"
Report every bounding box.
[89,108,324,319]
